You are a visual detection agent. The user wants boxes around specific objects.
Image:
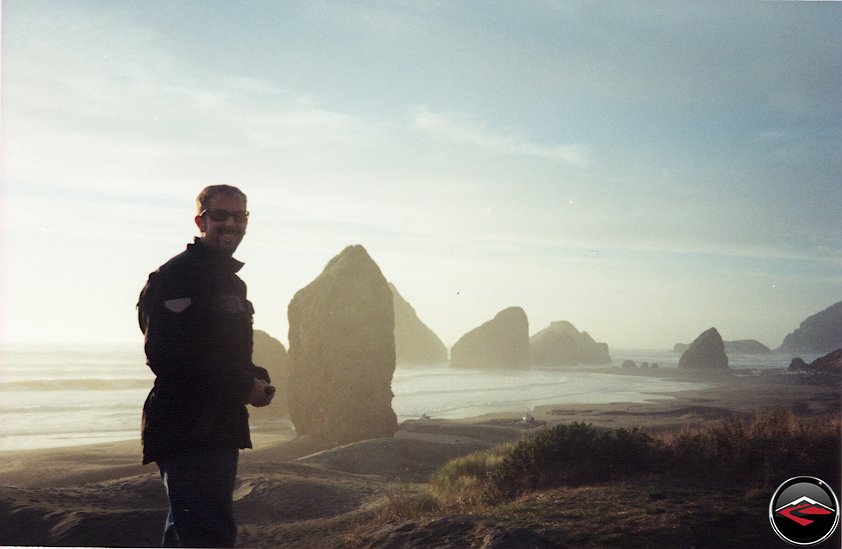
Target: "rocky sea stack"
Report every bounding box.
[249,330,289,419]
[287,245,398,444]
[530,321,611,366]
[724,339,771,354]
[390,283,448,364]
[674,339,771,354]
[778,301,842,354]
[788,349,842,374]
[451,307,529,369]
[678,328,729,370]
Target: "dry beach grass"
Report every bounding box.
[0,367,839,548]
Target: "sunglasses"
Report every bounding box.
[200,208,250,223]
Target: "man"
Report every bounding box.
[137,185,274,547]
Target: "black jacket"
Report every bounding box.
[137,238,269,464]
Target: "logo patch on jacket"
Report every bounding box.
[164,298,192,313]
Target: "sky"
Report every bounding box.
[1,1,840,350]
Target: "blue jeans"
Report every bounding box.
[157,449,239,548]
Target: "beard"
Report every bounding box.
[207,227,245,254]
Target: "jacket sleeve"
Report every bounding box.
[250,364,271,383]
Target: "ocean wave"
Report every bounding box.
[395,379,572,399]
[0,402,137,414]
[1,424,137,437]
[0,367,150,379]
[0,379,152,391]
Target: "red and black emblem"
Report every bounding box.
[770,476,839,546]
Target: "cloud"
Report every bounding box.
[1,5,366,197]
[409,106,590,165]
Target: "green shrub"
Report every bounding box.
[429,445,510,507]
[477,411,839,503]
[484,422,660,500]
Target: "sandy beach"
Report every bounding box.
[1,367,839,548]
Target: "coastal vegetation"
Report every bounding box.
[349,410,841,547]
[431,409,840,507]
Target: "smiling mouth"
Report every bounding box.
[218,230,242,247]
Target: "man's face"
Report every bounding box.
[194,193,248,256]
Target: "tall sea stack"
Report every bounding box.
[287,245,398,444]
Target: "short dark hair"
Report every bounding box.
[196,185,248,214]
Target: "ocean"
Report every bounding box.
[0,344,815,452]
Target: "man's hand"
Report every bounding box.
[246,378,275,407]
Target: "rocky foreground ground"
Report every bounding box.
[1,368,839,548]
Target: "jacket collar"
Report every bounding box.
[187,237,245,273]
